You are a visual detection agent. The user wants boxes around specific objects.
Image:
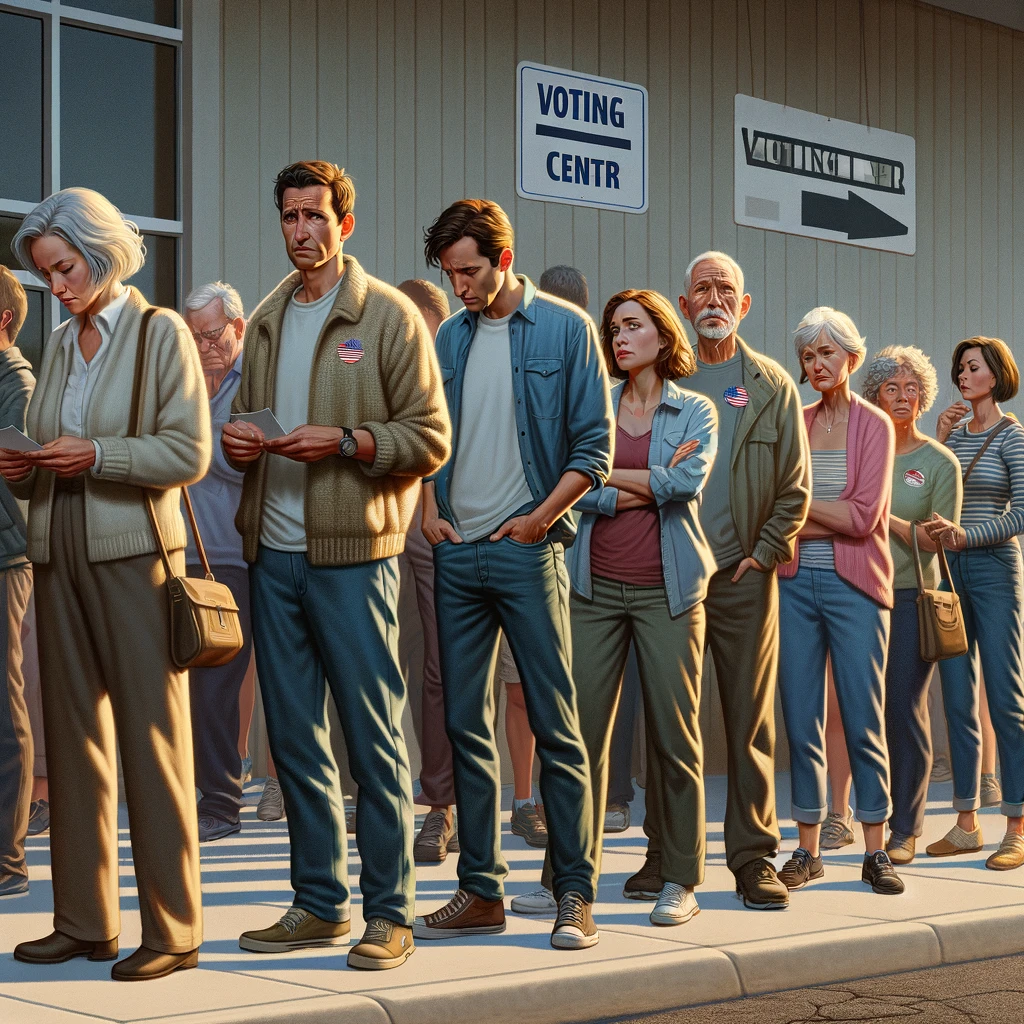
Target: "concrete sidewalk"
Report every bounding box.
[2,775,1023,1024]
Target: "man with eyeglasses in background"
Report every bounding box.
[182,282,255,842]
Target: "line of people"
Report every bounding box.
[1,160,1022,982]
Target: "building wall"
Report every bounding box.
[186,0,1024,775]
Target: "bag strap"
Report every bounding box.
[962,416,1013,485]
[911,519,957,596]
[132,308,216,582]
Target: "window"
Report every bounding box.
[0,1,182,372]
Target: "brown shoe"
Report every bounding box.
[412,888,506,939]
[414,810,460,863]
[986,831,1024,871]
[111,946,198,982]
[14,930,118,964]
[347,918,415,970]
[926,825,984,857]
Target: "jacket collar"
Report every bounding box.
[448,274,539,331]
[256,254,369,330]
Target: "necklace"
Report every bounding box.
[820,404,836,434]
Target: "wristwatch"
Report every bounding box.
[338,427,358,458]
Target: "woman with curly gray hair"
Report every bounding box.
[863,346,962,864]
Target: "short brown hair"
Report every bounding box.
[0,267,28,344]
[600,289,697,381]
[274,161,356,222]
[951,336,1019,403]
[423,199,514,268]
[397,279,450,323]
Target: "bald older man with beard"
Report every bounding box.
[624,251,810,912]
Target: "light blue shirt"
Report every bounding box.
[569,378,719,616]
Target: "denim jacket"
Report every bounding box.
[569,378,719,616]
[429,276,614,543]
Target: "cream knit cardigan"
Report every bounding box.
[11,287,212,564]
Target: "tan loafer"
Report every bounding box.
[886,832,916,865]
[926,825,983,857]
[14,930,118,964]
[347,919,414,970]
[986,831,1024,871]
[111,946,198,981]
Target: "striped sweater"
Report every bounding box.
[946,419,1024,548]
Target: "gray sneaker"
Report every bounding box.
[198,815,241,843]
[981,773,1002,808]
[930,755,953,783]
[27,799,49,836]
[510,802,548,848]
[819,811,855,850]
[604,802,631,833]
[510,887,557,915]
[257,778,285,821]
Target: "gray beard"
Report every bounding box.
[695,319,734,341]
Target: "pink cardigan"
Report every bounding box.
[778,393,895,609]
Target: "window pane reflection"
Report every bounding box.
[130,234,176,309]
[61,27,177,220]
[66,1,178,28]
[0,217,26,272]
[0,13,44,203]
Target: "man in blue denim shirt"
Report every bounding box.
[413,200,613,951]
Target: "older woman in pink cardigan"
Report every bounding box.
[775,307,902,897]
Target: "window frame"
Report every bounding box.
[0,0,183,343]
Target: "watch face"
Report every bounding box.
[340,436,358,457]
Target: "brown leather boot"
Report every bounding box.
[14,930,119,964]
[412,888,505,939]
[111,946,199,981]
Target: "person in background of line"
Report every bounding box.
[862,345,962,865]
[0,266,37,899]
[539,264,589,312]
[925,337,1024,870]
[776,307,903,897]
[181,281,254,844]
[395,278,460,864]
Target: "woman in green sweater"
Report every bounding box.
[862,345,962,864]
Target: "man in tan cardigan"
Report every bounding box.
[223,161,450,971]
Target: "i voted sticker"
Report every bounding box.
[338,339,364,364]
[904,469,925,488]
[724,385,749,408]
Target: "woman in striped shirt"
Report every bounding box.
[924,337,1024,871]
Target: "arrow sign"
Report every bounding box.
[801,189,908,240]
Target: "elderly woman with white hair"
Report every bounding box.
[861,347,962,864]
[0,188,211,980]
[775,307,902,896]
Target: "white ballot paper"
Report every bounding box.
[0,426,42,451]
[229,408,287,440]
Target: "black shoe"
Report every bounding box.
[623,850,661,901]
[198,815,242,843]
[734,858,789,909]
[862,850,905,895]
[778,848,824,891]
[27,799,49,836]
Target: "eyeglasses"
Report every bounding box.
[192,323,232,345]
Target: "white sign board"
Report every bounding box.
[734,94,916,255]
[517,62,648,214]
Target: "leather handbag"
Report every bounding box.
[131,308,244,669]
[910,520,968,662]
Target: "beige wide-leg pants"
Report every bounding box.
[34,486,202,953]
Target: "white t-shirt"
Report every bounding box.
[260,278,342,551]
[449,309,534,542]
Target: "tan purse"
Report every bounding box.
[910,521,968,662]
[132,308,244,669]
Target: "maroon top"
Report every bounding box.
[590,426,663,587]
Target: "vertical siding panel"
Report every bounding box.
[441,0,466,212]
[542,0,576,275]
[913,4,935,365]
[515,0,546,278]
[316,1,348,166]
[571,0,600,303]
[996,29,1014,343]
[1015,35,1024,356]
[463,3,487,201]
[761,0,787,369]
[688,2,712,261]
[710,0,737,260]
[377,0,396,284]
[875,0,897,351]
[963,18,983,337]
[622,0,648,298]
[857,0,881,360]
[289,1,318,160]
[597,0,626,312]
[979,23,1000,336]
[893,0,916,351]
[784,0,817,348]
[347,4,378,274]
[948,16,967,348]
[667,0,690,302]
[815,0,837,309]
[393,0,417,284]
[222,0,261,312]
[932,13,953,394]
[833,0,861,345]
[415,0,444,288]
[483,0,516,285]
[645,0,672,303]
[258,0,292,298]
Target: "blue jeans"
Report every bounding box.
[779,566,892,825]
[433,536,595,902]
[249,547,415,925]
[938,544,1024,817]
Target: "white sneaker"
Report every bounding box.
[257,778,285,821]
[510,887,557,915]
[650,882,700,926]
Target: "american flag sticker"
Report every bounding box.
[724,385,749,408]
[338,339,364,364]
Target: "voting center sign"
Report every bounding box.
[734,94,916,255]
[517,62,648,214]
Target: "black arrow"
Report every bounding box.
[801,190,908,240]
